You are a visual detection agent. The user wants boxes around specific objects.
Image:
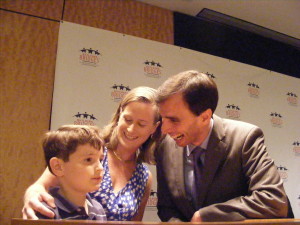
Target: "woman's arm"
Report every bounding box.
[22,167,59,219]
[132,170,153,221]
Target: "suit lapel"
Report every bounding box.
[164,136,195,216]
[196,115,228,208]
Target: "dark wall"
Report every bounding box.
[174,12,300,78]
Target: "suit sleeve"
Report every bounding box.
[156,142,187,222]
[198,127,289,221]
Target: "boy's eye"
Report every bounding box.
[85,157,92,162]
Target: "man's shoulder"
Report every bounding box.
[213,115,263,142]
[215,114,258,130]
[159,135,179,151]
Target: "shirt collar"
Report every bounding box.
[50,186,88,215]
[186,118,214,156]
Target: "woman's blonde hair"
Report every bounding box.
[102,86,161,164]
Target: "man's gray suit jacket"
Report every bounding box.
[156,115,290,222]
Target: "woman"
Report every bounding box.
[22,86,161,221]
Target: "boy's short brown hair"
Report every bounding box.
[42,125,103,173]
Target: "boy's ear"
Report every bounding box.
[49,157,64,177]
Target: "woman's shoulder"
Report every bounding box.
[134,162,150,182]
[137,161,149,172]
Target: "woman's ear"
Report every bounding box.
[155,120,161,130]
[151,121,161,135]
[49,157,64,177]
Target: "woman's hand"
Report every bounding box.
[22,184,55,219]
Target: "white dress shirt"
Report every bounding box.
[184,118,214,205]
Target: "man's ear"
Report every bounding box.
[201,109,212,123]
[49,157,64,177]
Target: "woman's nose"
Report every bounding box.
[127,123,136,132]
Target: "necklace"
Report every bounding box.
[112,150,136,163]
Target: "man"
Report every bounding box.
[155,70,293,222]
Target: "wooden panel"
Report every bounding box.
[63,0,174,44]
[0,10,59,225]
[0,1,173,225]
[0,0,64,21]
[10,218,300,225]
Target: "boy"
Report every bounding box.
[36,125,106,221]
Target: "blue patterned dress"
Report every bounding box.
[90,147,149,221]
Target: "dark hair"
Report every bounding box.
[43,125,103,174]
[156,70,219,115]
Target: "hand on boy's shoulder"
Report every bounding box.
[35,202,58,219]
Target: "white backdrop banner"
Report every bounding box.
[52,21,300,220]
